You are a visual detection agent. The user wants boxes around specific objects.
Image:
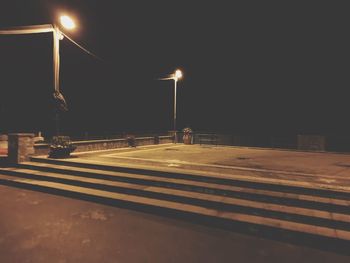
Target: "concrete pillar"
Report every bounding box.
[8,133,35,164]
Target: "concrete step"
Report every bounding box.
[1,172,350,246]
[1,166,350,231]
[19,161,350,211]
[29,157,350,200]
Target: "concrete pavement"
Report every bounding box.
[2,143,350,262]
[1,184,350,263]
[70,144,350,191]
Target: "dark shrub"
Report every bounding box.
[49,136,76,158]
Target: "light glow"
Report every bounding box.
[60,15,76,30]
[174,69,182,80]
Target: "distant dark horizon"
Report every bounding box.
[1,1,349,138]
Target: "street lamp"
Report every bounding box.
[60,15,76,30]
[52,15,77,136]
[159,69,183,143]
[0,15,76,136]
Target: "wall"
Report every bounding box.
[191,133,329,152]
[297,135,325,151]
[34,135,174,156]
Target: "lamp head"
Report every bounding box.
[59,15,76,30]
[174,69,182,80]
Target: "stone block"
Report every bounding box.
[8,133,35,164]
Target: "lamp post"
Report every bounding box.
[159,69,183,143]
[0,15,76,136]
[53,16,76,136]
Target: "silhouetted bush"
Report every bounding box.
[49,136,76,158]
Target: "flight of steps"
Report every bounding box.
[1,156,350,254]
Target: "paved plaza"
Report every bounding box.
[1,143,350,262]
[1,183,349,263]
[72,144,350,191]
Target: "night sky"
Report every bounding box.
[0,1,349,138]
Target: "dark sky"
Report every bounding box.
[1,1,349,137]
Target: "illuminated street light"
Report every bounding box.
[159,69,183,143]
[60,15,76,30]
[52,15,76,135]
[174,69,182,80]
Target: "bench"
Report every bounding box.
[197,134,218,146]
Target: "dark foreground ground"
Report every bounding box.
[1,184,350,263]
[2,144,350,262]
